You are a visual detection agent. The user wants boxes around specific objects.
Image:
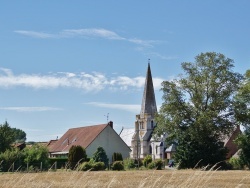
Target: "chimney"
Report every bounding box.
[108,121,113,129]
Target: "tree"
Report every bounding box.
[68,145,87,169]
[155,52,242,169]
[0,121,15,152]
[92,146,109,167]
[234,70,250,168]
[23,144,49,170]
[12,128,26,143]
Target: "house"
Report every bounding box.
[48,121,131,162]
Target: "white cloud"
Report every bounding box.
[14,30,55,38]
[0,107,63,112]
[86,102,140,113]
[0,68,164,92]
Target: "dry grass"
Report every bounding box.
[0,169,250,188]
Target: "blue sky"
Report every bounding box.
[0,1,249,141]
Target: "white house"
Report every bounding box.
[48,121,131,163]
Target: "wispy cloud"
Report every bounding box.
[0,68,164,92]
[14,28,161,49]
[0,107,63,112]
[86,102,140,113]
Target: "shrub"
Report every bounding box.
[48,158,68,169]
[68,145,87,169]
[112,161,124,171]
[92,162,105,171]
[147,160,164,170]
[123,158,136,170]
[92,147,108,167]
[143,155,152,167]
[154,159,164,170]
[80,162,92,171]
[112,152,123,162]
[229,157,244,170]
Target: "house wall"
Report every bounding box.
[86,125,131,163]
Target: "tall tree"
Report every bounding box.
[234,70,250,168]
[0,121,15,153]
[155,52,242,168]
[92,146,109,167]
[12,128,26,143]
[68,145,87,169]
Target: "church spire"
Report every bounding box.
[140,60,157,116]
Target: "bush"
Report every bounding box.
[92,147,108,167]
[79,161,105,171]
[112,152,123,162]
[154,159,164,170]
[80,162,92,171]
[112,161,124,171]
[229,157,244,170]
[68,145,87,169]
[123,158,136,170]
[147,160,164,170]
[92,162,105,171]
[143,155,152,167]
[48,158,68,169]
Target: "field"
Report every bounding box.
[1,169,250,188]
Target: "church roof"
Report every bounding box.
[140,63,157,116]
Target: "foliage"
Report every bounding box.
[79,161,105,171]
[92,162,105,171]
[92,146,109,167]
[148,159,164,170]
[229,157,244,170]
[48,158,68,169]
[112,152,123,162]
[155,52,242,169]
[234,70,250,127]
[12,128,26,143]
[234,128,250,169]
[80,162,92,171]
[0,148,24,172]
[68,145,87,169]
[23,144,49,169]
[143,155,152,167]
[123,158,136,169]
[0,121,16,152]
[112,161,124,171]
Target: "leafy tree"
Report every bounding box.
[234,70,250,169]
[92,146,109,167]
[0,148,24,172]
[0,121,15,152]
[12,128,26,143]
[23,144,49,170]
[155,52,242,169]
[68,145,87,169]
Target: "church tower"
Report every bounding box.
[131,61,157,159]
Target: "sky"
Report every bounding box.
[0,1,250,142]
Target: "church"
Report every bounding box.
[130,63,167,160]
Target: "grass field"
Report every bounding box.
[1,169,250,188]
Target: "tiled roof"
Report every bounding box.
[48,123,108,153]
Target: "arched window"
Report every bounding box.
[151,120,154,129]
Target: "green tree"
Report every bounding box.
[92,146,109,167]
[0,121,15,152]
[68,145,87,169]
[12,128,26,143]
[155,52,242,169]
[234,70,250,168]
[23,144,49,170]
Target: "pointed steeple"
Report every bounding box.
[140,60,157,116]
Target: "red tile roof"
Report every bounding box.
[48,123,108,153]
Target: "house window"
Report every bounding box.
[151,121,154,129]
